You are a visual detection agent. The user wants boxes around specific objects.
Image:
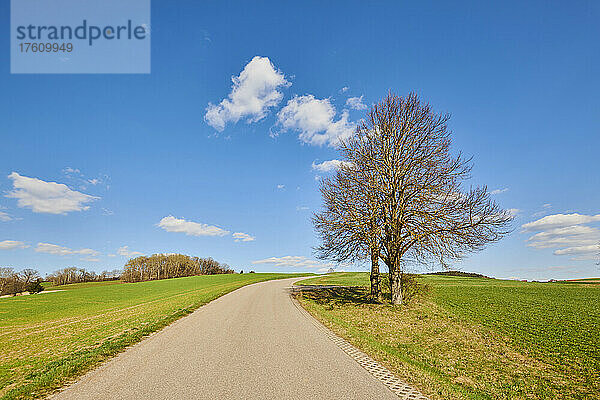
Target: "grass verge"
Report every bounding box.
[295,272,600,399]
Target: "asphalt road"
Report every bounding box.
[52,277,398,399]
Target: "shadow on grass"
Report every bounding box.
[298,287,375,307]
[295,278,428,307]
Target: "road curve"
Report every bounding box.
[52,278,398,399]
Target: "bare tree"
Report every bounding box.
[314,163,385,301]
[0,267,27,296]
[315,92,513,305]
[20,268,40,284]
[121,254,233,283]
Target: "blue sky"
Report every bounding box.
[1,0,599,280]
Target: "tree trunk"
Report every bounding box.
[369,248,382,303]
[389,267,402,305]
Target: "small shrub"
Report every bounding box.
[27,279,44,294]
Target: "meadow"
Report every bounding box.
[0,273,307,400]
[296,272,600,399]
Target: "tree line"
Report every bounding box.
[0,267,44,296]
[314,92,512,304]
[121,253,234,282]
[1,254,233,295]
[47,267,122,286]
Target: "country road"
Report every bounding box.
[51,277,399,399]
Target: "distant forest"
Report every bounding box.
[424,271,491,279]
[1,253,234,295]
[121,253,234,282]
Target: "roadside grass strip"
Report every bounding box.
[295,273,600,400]
[0,273,308,400]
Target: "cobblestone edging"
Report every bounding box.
[290,289,429,400]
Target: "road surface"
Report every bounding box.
[52,278,398,399]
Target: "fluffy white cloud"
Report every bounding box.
[0,211,12,221]
[523,213,600,260]
[276,184,285,190]
[116,246,143,257]
[35,242,100,257]
[6,172,98,214]
[276,95,355,147]
[0,240,28,250]
[345,95,367,110]
[491,188,509,195]
[252,256,333,269]
[527,226,600,249]
[233,232,255,242]
[205,56,289,131]
[157,216,229,237]
[522,213,600,232]
[311,159,353,173]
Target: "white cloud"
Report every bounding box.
[62,167,80,174]
[82,257,100,262]
[522,213,600,232]
[277,184,285,190]
[157,215,229,237]
[276,95,355,147]
[491,188,509,195]
[35,242,100,257]
[527,226,600,249]
[311,159,353,173]
[252,256,333,269]
[553,245,599,256]
[233,232,255,242]
[346,96,367,110]
[205,56,289,131]
[117,246,143,257]
[296,206,309,211]
[340,86,349,93]
[523,213,600,260]
[0,211,13,221]
[507,208,521,217]
[0,240,28,250]
[6,172,98,214]
[62,167,110,190]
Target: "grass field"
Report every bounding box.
[0,273,308,400]
[296,273,600,399]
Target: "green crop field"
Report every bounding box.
[0,273,307,400]
[296,272,600,399]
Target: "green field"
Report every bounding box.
[0,273,307,400]
[296,272,600,399]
